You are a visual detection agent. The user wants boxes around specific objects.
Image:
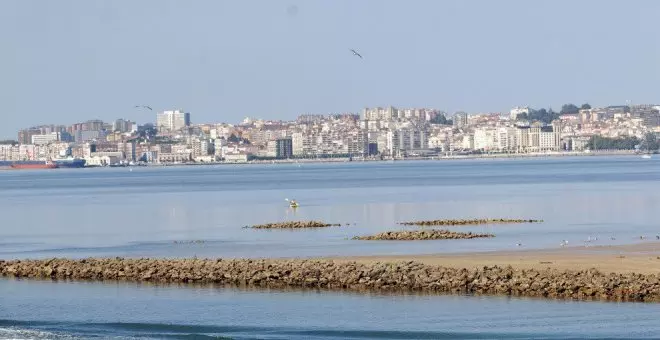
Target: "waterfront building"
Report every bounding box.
[276,138,293,159]
[224,152,249,163]
[462,134,475,150]
[473,128,497,151]
[291,132,304,156]
[496,127,516,151]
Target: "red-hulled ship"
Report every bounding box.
[9,161,58,170]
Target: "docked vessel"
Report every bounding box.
[8,161,58,170]
[53,158,86,168]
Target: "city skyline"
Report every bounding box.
[8,101,659,163]
[9,101,651,136]
[3,0,660,139]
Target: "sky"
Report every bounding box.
[2,0,660,139]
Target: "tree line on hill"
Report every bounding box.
[515,103,592,124]
[430,114,453,125]
[429,103,592,126]
[587,133,659,151]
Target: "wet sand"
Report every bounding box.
[328,242,660,274]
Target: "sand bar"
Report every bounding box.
[330,242,660,274]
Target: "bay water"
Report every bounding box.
[1,156,659,339]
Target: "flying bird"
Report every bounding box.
[134,105,153,110]
[350,49,363,59]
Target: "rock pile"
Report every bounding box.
[1,258,659,302]
[399,218,543,227]
[250,221,342,229]
[352,230,495,240]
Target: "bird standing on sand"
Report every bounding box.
[350,49,363,59]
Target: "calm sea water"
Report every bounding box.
[0,156,659,258]
[2,156,660,339]
[2,277,660,340]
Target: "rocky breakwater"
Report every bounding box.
[250,221,342,229]
[352,230,495,241]
[2,258,660,302]
[399,218,543,227]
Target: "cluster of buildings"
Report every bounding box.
[5,103,659,165]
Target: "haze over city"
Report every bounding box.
[2,0,660,139]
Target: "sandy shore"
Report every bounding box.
[329,242,660,274]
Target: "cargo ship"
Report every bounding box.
[53,158,86,168]
[0,158,87,170]
[0,160,59,170]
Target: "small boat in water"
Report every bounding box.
[285,198,299,208]
[642,154,652,159]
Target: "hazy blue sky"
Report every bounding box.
[2,0,660,138]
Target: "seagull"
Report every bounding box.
[350,49,363,59]
[134,105,153,110]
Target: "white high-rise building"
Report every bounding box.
[496,127,516,151]
[156,110,191,132]
[473,128,497,151]
[291,132,304,155]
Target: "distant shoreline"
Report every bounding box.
[143,150,641,167]
[0,150,643,170]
